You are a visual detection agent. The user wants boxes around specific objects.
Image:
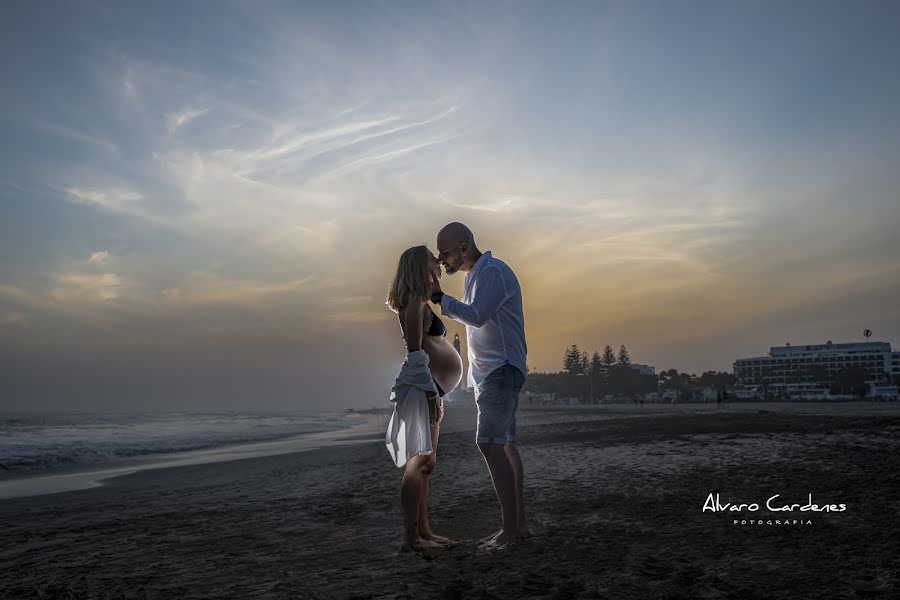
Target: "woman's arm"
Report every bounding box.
[401,300,438,398]
[402,299,427,353]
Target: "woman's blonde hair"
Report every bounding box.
[385,245,433,313]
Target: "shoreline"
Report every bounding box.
[3,400,897,501]
[1,403,898,599]
[0,414,387,500]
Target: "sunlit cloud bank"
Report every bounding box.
[1,2,898,409]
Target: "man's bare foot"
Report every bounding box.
[399,537,445,553]
[420,532,454,545]
[478,529,523,548]
[478,529,502,544]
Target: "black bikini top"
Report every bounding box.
[425,306,447,337]
[401,306,447,339]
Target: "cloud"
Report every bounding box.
[0,284,30,299]
[334,295,377,304]
[31,121,119,154]
[167,107,212,135]
[159,271,315,306]
[0,311,27,326]
[60,186,172,228]
[48,271,132,303]
[324,310,393,325]
[311,132,466,181]
[88,250,111,264]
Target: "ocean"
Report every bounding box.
[0,409,369,479]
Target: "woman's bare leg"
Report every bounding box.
[401,455,442,551]
[417,398,452,544]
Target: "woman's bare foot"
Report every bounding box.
[420,532,454,545]
[399,537,445,553]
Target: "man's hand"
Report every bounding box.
[430,271,443,304]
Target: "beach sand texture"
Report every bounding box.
[1,403,898,599]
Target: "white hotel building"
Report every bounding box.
[733,340,900,399]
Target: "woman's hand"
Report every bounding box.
[435,396,444,425]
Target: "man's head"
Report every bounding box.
[436,222,480,275]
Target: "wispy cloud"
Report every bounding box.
[48,271,132,303]
[32,121,119,154]
[0,284,30,299]
[167,107,212,135]
[63,186,143,211]
[2,1,899,410]
[0,311,27,326]
[88,250,111,264]
[59,186,174,228]
[160,272,315,306]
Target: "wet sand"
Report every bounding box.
[1,402,898,599]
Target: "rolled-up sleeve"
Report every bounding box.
[440,266,508,327]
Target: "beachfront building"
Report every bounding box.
[628,363,656,376]
[519,391,557,406]
[733,340,900,400]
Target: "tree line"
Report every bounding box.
[521,343,736,402]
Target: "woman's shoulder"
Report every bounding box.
[399,298,429,313]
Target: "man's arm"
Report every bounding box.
[440,266,508,327]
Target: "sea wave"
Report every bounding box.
[0,410,366,475]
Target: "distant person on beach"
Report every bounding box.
[430,222,530,549]
[386,245,464,551]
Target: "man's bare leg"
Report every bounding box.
[505,441,530,537]
[479,441,529,543]
[477,442,522,546]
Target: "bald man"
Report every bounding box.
[431,222,530,548]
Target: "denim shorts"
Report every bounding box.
[475,364,525,444]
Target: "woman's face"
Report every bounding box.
[427,251,442,282]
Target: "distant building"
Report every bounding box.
[519,391,556,406]
[733,340,900,399]
[698,386,719,402]
[628,363,656,376]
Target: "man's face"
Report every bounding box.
[427,251,442,282]
[436,238,466,275]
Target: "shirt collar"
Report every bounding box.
[468,250,491,278]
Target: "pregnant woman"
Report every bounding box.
[386,245,463,551]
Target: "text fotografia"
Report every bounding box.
[702,493,847,513]
[735,519,813,526]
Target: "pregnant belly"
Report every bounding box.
[423,337,463,395]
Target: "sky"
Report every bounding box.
[1,1,899,411]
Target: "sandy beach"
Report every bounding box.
[2,401,898,599]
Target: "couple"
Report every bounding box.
[385,222,529,552]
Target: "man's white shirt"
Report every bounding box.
[439,250,528,397]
